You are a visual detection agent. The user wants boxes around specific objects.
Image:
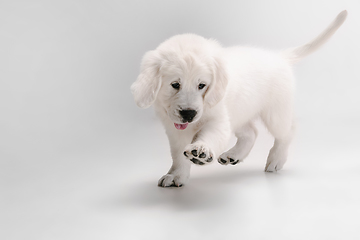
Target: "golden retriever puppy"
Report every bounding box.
[131,11,347,187]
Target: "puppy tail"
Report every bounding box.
[282,10,347,64]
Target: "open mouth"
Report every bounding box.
[174,122,188,130]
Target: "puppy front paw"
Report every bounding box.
[218,152,243,166]
[158,174,188,187]
[183,143,214,166]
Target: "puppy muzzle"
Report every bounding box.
[179,109,197,123]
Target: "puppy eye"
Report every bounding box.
[171,82,180,90]
[198,83,206,90]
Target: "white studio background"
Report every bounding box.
[1,1,360,240]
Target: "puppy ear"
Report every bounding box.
[204,56,228,108]
[131,51,161,108]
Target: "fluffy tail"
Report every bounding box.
[283,10,348,64]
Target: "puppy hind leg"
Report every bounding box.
[263,113,296,172]
[218,122,258,165]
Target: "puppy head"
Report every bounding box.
[131,34,228,130]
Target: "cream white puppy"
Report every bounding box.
[131,11,347,187]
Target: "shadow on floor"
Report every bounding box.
[110,168,294,212]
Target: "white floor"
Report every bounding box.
[2,117,360,240]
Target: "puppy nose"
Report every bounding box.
[179,109,197,122]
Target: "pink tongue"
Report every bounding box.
[174,122,188,130]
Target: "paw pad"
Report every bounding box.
[219,158,227,164]
[190,158,204,165]
[229,158,240,165]
[191,150,198,157]
[184,144,214,166]
[218,156,241,166]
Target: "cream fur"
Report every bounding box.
[131,10,347,187]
